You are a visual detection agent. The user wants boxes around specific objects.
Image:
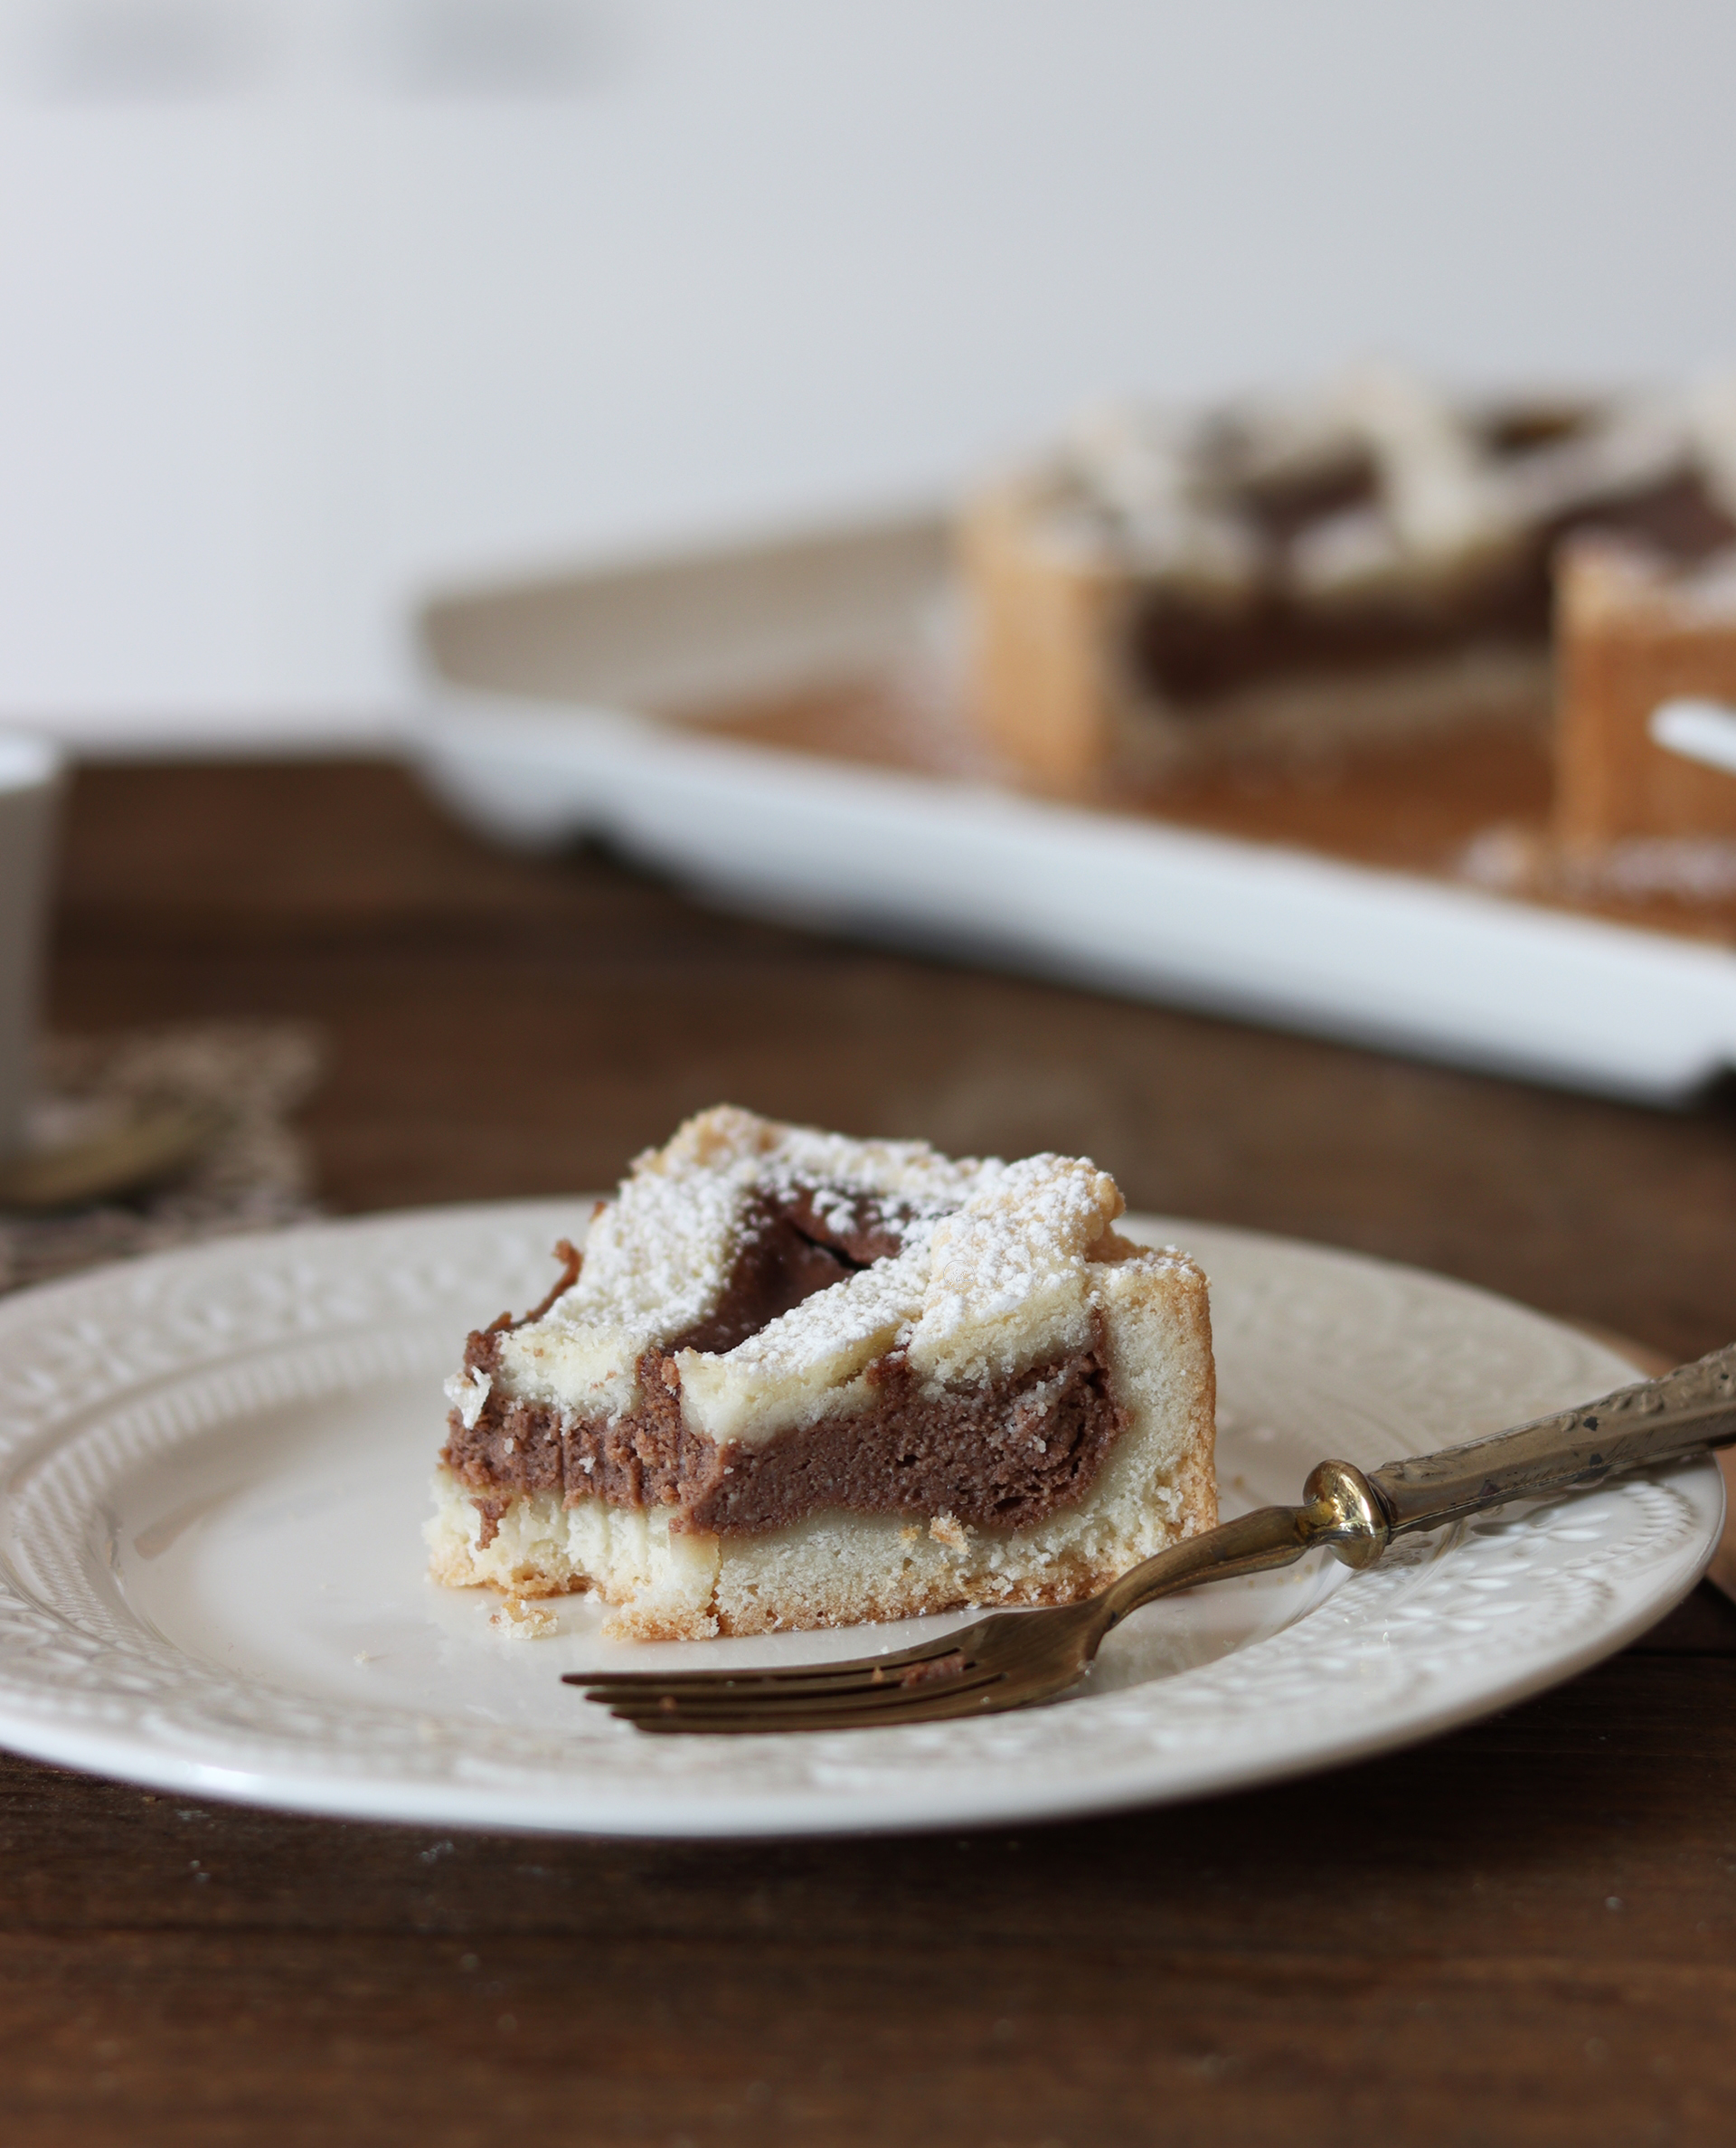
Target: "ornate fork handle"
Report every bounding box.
[1365,1339,1736,1537]
[1101,1341,1736,1629]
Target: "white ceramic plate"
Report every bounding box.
[0,1203,1717,1837]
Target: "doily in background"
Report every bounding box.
[0,1023,324,1295]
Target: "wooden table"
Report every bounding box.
[12,757,1736,2145]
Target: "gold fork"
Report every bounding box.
[568,1342,1736,1735]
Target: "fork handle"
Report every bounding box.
[1367,1340,1736,1538]
[1100,1341,1736,1628]
[1099,1503,1318,1625]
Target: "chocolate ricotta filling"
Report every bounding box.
[442,1181,1131,1542]
[446,1335,1127,1542]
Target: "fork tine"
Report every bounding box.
[589,1661,996,1720]
[568,1651,974,1703]
[593,1669,1012,1734]
[567,1626,990,1693]
[626,1704,991,1736]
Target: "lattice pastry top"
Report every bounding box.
[1023,364,1736,602]
[469,1106,1197,1449]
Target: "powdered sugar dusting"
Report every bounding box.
[1046,367,1736,601]
[920,1154,1120,1339]
[527,1105,993,1358]
[500,1106,1200,1436]
[696,1241,930,1383]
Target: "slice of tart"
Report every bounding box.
[964,367,1736,793]
[427,1106,1216,1640]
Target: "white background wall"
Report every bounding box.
[3,0,1735,745]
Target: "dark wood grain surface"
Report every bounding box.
[12,756,1736,2146]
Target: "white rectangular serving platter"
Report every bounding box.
[413,509,1736,1105]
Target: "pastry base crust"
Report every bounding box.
[427,1465,1214,1641]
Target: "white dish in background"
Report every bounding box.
[413,512,1736,1105]
[0,1202,1715,1838]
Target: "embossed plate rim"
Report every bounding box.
[0,1201,1720,1836]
